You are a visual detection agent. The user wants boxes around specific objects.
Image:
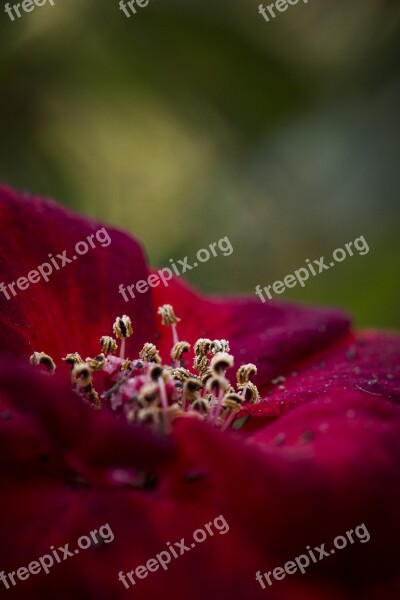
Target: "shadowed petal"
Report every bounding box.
[0,186,156,364]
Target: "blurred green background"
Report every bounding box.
[1,0,399,327]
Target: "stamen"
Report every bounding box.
[63,352,84,369]
[221,392,244,431]
[206,374,230,422]
[194,338,212,357]
[30,352,56,374]
[100,336,118,355]
[170,367,193,382]
[158,304,180,346]
[193,355,210,373]
[149,364,165,382]
[210,352,234,375]
[237,363,258,402]
[138,382,159,404]
[200,367,213,386]
[113,315,133,359]
[237,363,257,384]
[139,343,161,364]
[238,381,260,404]
[210,339,230,355]
[72,363,100,409]
[182,377,202,411]
[30,307,260,435]
[191,396,209,415]
[85,354,107,371]
[158,375,169,431]
[171,341,190,366]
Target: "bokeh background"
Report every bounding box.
[1,0,399,327]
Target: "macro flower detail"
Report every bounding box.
[30,306,261,433]
[0,185,400,600]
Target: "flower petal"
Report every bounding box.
[0,185,155,364]
[244,330,400,424]
[152,275,350,389]
[0,361,175,483]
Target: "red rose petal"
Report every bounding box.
[244,330,400,426]
[151,275,351,391]
[0,186,155,365]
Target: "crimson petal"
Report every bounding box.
[0,185,155,364]
[152,275,350,390]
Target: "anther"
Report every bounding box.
[30,351,56,374]
[149,364,166,382]
[182,377,202,410]
[205,374,229,394]
[72,363,100,409]
[113,315,133,359]
[238,381,260,404]
[138,382,159,404]
[237,363,257,385]
[210,339,230,355]
[113,315,133,339]
[158,304,180,346]
[199,367,213,386]
[85,354,106,371]
[157,304,180,327]
[222,392,244,412]
[206,375,230,423]
[221,392,244,431]
[193,338,212,357]
[183,378,202,397]
[191,396,209,415]
[72,363,92,388]
[139,343,161,364]
[210,352,234,375]
[63,352,84,369]
[100,336,118,355]
[170,367,193,382]
[171,341,190,363]
[193,355,210,373]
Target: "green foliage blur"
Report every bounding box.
[0,0,399,327]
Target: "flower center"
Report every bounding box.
[30,305,260,434]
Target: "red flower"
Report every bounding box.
[0,184,399,600]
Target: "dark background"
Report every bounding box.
[1,0,399,327]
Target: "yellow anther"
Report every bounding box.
[139,343,161,364]
[30,352,56,374]
[113,315,133,340]
[100,336,118,355]
[157,304,180,327]
[171,341,190,362]
[236,363,257,385]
